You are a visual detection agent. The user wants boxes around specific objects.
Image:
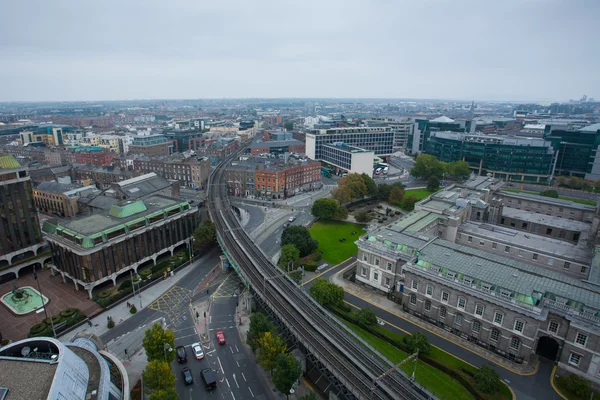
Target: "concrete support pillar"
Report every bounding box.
[111,276,117,286]
[152,255,157,266]
[61,272,66,283]
[73,280,79,291]
[169,246,175,256]
[87,287,94,299]
[14,269,20,279]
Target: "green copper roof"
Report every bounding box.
[0,154,21,169]
[109,200,148,218]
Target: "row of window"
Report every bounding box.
[362,253,394,270]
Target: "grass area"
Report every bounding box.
[503,189,596,206]
[309,220,365,264]
[404,188,437,201]
[343,321,475,400]
[555,376,600,400]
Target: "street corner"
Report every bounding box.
[211,273,244,299]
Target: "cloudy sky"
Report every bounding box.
[1,0,598,102]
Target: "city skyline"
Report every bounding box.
[1,0,599,103]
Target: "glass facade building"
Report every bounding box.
[308,127,394,160]
[543,124,600,180]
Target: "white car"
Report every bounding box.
[288,216,296,222]
[191,342,204,360]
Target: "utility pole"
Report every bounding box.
[370,351,419,400]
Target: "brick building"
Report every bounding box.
[33,182,99,217]
[75,152,116,167]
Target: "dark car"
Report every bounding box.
[181,367,194,385]
[283,223,290,229]
[176,346,187,363]
[201,368,217,391]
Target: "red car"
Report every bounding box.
[216,331,226,345]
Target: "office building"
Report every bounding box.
[0,336,129,400]
[44,195,199,297]
[408,116,473,154]
[250,139,305,156]
[18,126,67,147]
[544,123,600,180]
[33,182,99,217]
[128,134,173,157]
[424,131,556,183]
[0,155,48,281]
[320,143,375,175]
[365,117,412,150]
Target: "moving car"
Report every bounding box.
[191,342,204,360]
[201,368,217,391]
[283,223,290,229]
[216,331,226,345]
[181,367,194,385]
[288,216,296,222]
[176,346,187,363]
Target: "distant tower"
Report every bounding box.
[470,100,475,115]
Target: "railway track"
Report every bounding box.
[208,150,433,400]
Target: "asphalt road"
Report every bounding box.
[173,296,266,400]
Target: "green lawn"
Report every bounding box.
[404,188,437,201]
[555,376,600,400]
[502,189,597,206]
[342,321,475,400]
[309,221,365,264]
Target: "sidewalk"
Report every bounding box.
[59,258,220,343]
[329,266,538,375]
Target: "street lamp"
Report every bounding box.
[163,343,173,361]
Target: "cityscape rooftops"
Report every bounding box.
[430,131,550,146]
[501,207,592,231]
[497,190,597,211]
[36,181,82,194]
[250,139,303,149]
[580,123,600,132]
[0,154,22,170]
[323,142,372,153]
[429,116,455,123]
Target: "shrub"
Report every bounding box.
[356,308,378,327]
[539,189,559,198]
[151,262,169,274]
[139,269,152,279]
[118,280,132,291]
[130,305,137,314]
[60,308,77,318]
[98,291,111,299]
[474,365,501,394]
[30,322,47,335]
[303,262,318,272]
[557,374,592,399]
[376,205,382,208]
[107,319,115,329]
[395,211,401,215]
[405,332,431,355]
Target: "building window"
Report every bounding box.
[494,312,504,325]
[384,277,391,287]
[374,257,380,266]
[500,290,511,300]
[457,297,466,309]
[441,291,449,303]
[411,279,419,290]
[439,306,447,318]
[468,236,473,243]
[569,353,581,366]
[533,253,538,260]
[576,333,588,347]
[472,321,481,333]
[518,249,523,257]
[479,240,484,246]
[363,253,368,262]
[504,246,510,253]
[475,304,485,317]
[510,337,521,351]
[581,266,588,274]
[564,262,571,270]
[546,228,553,235]
[387,262,393,271]
[559,230,566,238]
[361,267,367,277]
[548,321,559,334]
[492,242,497,249]
[409,294,417,305]
[424,300,431,312]
[522,222,528,229]
[454,314,463,326]
[426,285,433,296]
[373,272,379,281]
[490,328,500,342]
[514,320,525,334]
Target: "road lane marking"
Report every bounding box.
[235,345,239,353]
[218,356,224,374]
[231,393,236,400]
[233,373,239,388]
[226,378,230,388]
[241,372,246,382]
[230,347,234,354]
[176,333,199,340]
[248,387,254,397]
[236,361,240,367]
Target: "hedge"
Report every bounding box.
[29,308,86,337]
[303,262,318,272]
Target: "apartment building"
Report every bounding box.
[128,134,173,157]
[33,182,99,217]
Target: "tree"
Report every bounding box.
[410,154,445,179]
[142,360,176,392]
[474,365,501,394]
[356,308,377,327]
[193,219,216,250]
[405,332,430,355]
[376,183,391,200]
[143,323,175,362]
[401,194,418,211]
[311,198,339,219]
[247,312,275,352]
[273,353,302,399]
[309,278,344,308]
[355,211,372,223]
[539,189,559,198]
[149,388,179,400]
[257,331,287,373]
[389,186,404,203]
[279,244,300,269]
[281,226,318,257]
[337,173,368,201]
[448,161,470,180]
[558,374,592,399]
[427,176,440,191]
[298,392,318,400]
[556,176,568,187]
[331,186,351,204]
[284,121,294,131]
[332,206,348,220]
[361,173,377,197]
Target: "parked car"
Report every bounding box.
[216,331,226,345]
[288,216,296,222]
[191,342,204,360]
[176,346,187,363]
[201,368,217,390]
[181,367,194,385]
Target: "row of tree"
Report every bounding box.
[247,313,304,398]
[141,324,178,400]
[410,154,471,181]
[331,173,377,204]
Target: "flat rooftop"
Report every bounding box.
[360,228,600,310]
[0,359,56,400]
[501,207,592,231]
[459,222,592,264]
[323,143,371,153]
[498,191,597,211]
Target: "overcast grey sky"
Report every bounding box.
[1,0,598,102]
